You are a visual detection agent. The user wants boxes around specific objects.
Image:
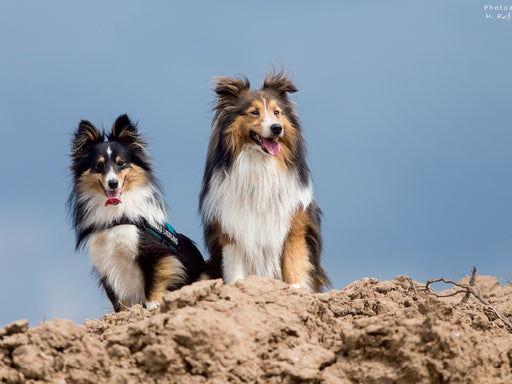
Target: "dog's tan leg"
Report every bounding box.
[282,209,314,290]
[146,257,185,310]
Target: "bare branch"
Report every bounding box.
[425,272,512,333]
[404,276,418,295]
[461,266,477,304]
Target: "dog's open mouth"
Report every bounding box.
[250,131,281,156]
[100,182,123,207]
[105,190,122,207]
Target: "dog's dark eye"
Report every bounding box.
[250,110,259,116]
[117,160,125,166]
[274,110,280,116]
[96,162,104,171]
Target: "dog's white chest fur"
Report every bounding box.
[202,149,312,283]
[87,225,144,307]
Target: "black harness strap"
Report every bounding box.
[76,217,136,249]
[141,219,179,251]
[77,217,179,251]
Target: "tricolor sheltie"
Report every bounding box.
[199,69,329,292]
[69,114,205,312]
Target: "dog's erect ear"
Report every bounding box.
[214,76,251,102]
[109,114,144,147]
[71,120,103,158]
[261,68,298,96]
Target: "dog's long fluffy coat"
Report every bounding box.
[200,70,329,292]
[69,114,204,311]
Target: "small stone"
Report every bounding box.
[1,320,29,336]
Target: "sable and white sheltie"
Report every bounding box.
[69,114,205,311]
[199,69,330,292]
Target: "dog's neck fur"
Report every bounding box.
[201,148,313,282]
[77,185,166,232]
[73,183,168,252]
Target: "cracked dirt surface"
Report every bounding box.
[1,275,512,383]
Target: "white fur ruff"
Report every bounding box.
[78,185,166,230]
[201,147,313,283]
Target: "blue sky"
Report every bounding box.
[1,1,511,327]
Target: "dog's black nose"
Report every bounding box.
[108,179,119,189]
[270,124,283,135]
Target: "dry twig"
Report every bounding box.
[460,266,477,304]
[405,276,418,295]
[425,267,512,333]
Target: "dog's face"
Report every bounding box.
[226,95,286,157]
[71,115,150,207]
[76,141,140,206]
[212,70,301,164]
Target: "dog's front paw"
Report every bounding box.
[145,300,160,311]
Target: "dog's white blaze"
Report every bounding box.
[105,166,117,185]
[202,149,312,283]
[107,145,112,158]
[261,97,281,138]
[88,225,144,306]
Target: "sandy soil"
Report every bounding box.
[1,274,511,383]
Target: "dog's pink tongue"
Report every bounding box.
[105,190,122,207]
[262,138,280,156]
[105,198,122,207]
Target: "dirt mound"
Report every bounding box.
[1,275,512,383]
